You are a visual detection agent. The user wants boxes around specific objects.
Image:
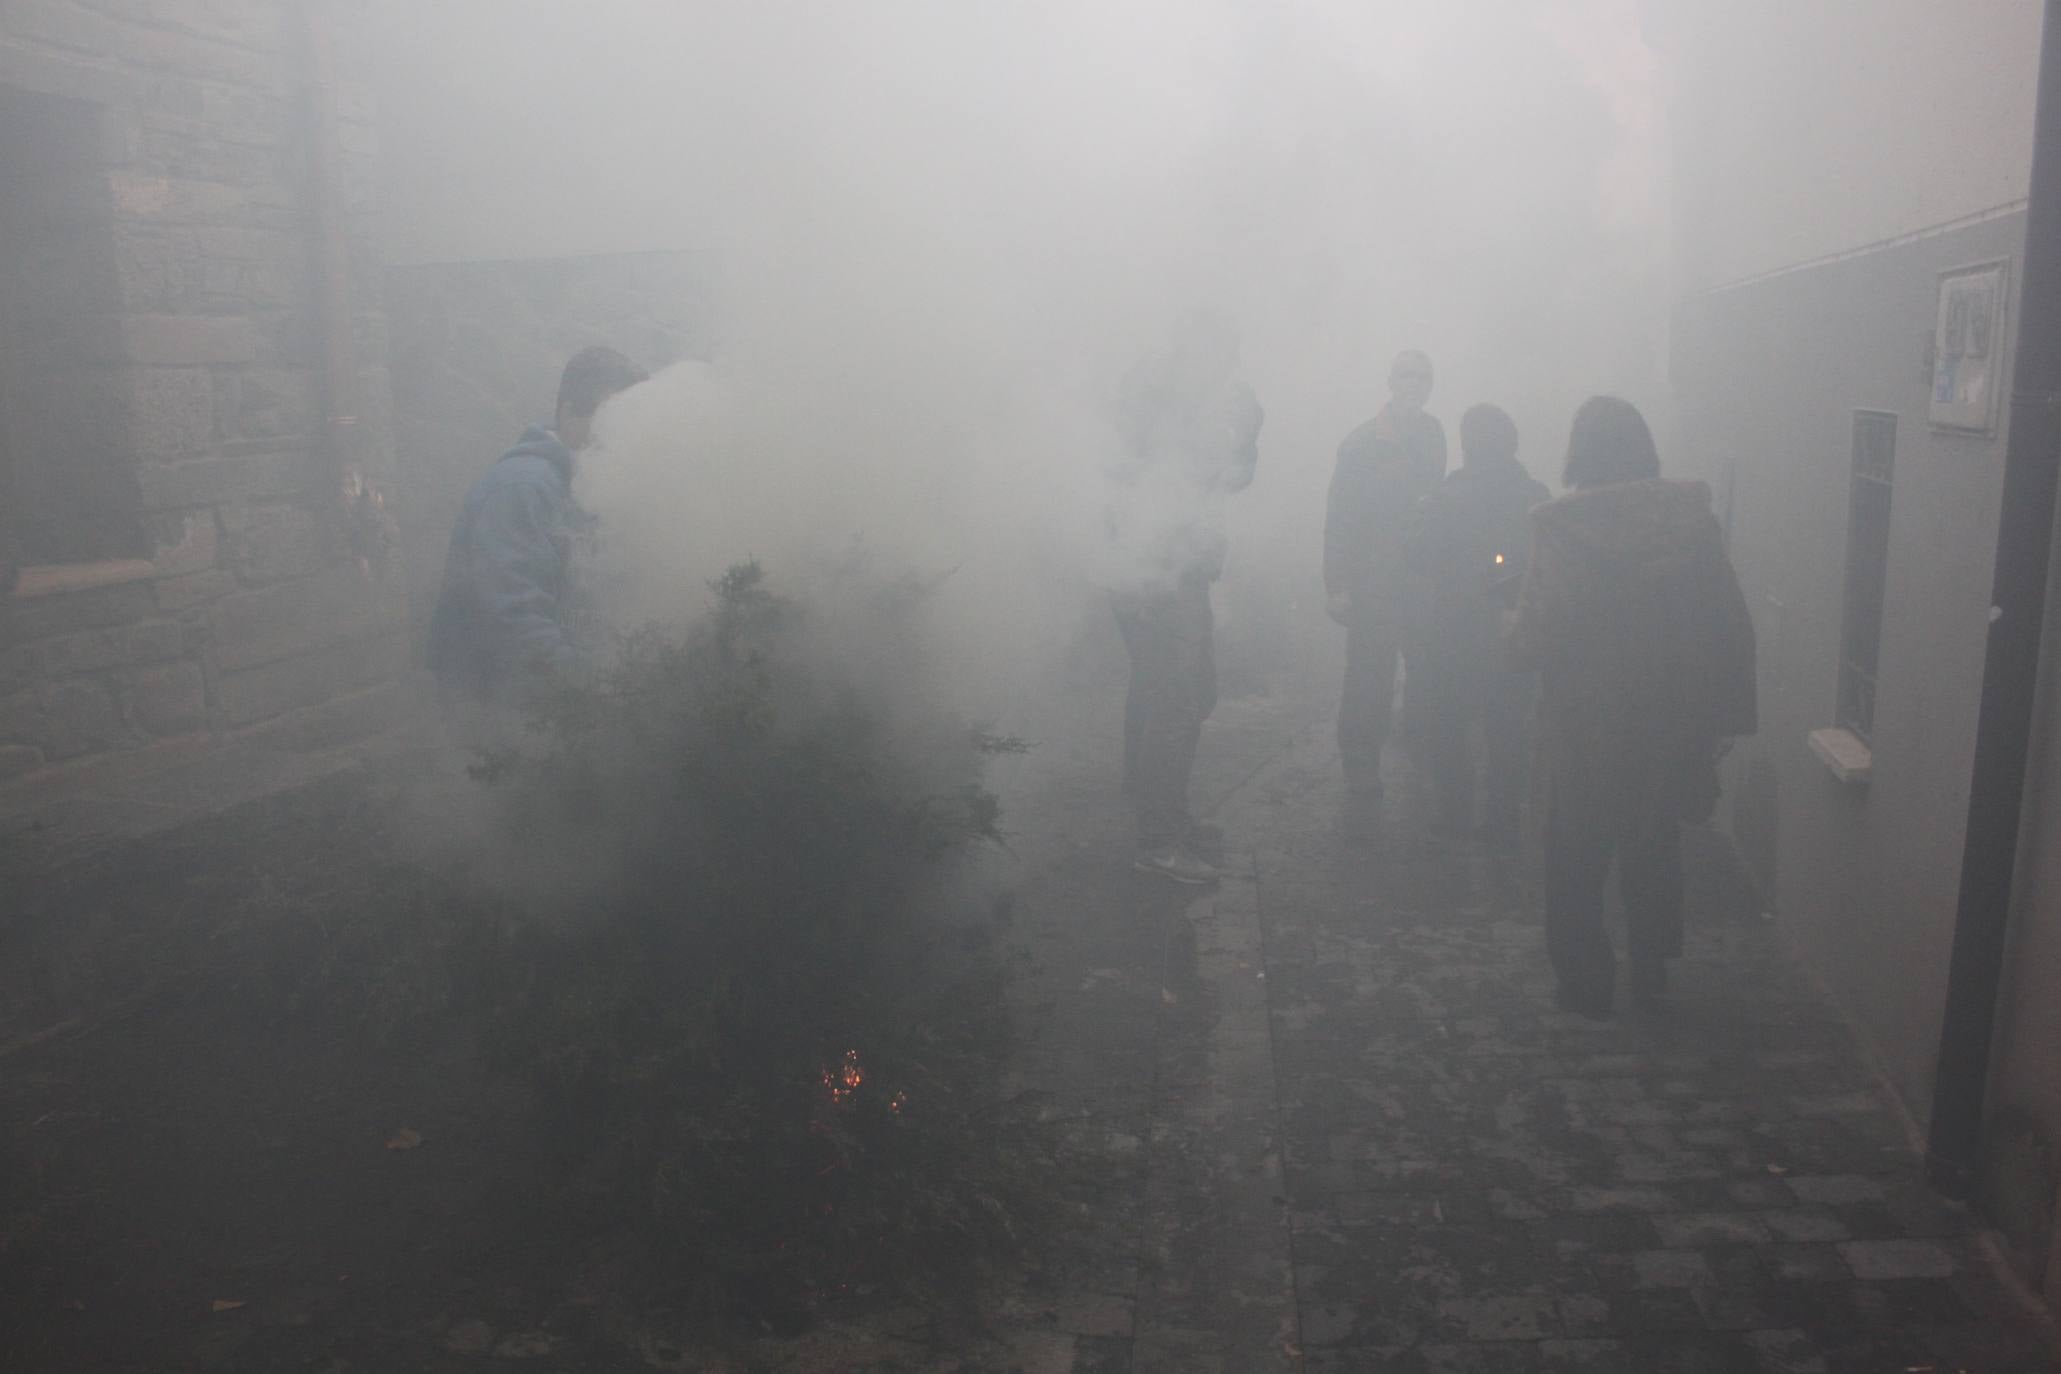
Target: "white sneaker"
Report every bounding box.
[1133,845,1219,885]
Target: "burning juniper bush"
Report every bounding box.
[448,561,1042,1320]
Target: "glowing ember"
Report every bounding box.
[889,1091,909,1115]
[821,1049,865,1106]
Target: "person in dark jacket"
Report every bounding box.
[1107,313,1262,885]
[1507,396,1756,1017]
[1324,349,1448,797]
[1406,403,1550,843]
[427,345,648,709]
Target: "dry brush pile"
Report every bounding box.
[451,561,1040,1322]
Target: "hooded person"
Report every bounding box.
[427,345,649,719]
[1104,312,1263,885]
[1507,396,1756,1017]
[1324,349,1449,798]
[1405,403,1550,843]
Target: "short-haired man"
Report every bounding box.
[1323,349,1448,798]
[428,345,648,708]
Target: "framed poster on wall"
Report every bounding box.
[1930,259,2010,432]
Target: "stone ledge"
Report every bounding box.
[13,561,157,599]
[1808,727,1873,786]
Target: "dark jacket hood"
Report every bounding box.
[1531,478,1720,574]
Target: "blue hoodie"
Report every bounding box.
[427,425,588,702]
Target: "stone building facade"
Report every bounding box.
[0,1,405,782]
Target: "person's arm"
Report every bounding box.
[1403,487,1449,576]
[1323,454,1358,602]
[1711,537,1758,736]
[1221,385,1262,494]
[1504,512,1559,670]
[1327,457,1360,617]
[468,481,582,681]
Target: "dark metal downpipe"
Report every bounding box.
[1928,0,2061,1199]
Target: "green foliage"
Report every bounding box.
[471,560,1033,1320]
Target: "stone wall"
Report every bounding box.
[384,251,708,648]
[0,1,406,781]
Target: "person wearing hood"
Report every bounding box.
[1324,349,1449,798]
[427,345,649,710]
[1106,313,1263,885]
[1405,403,1550,844]
[1507,396,1756,1017]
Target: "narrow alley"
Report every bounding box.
[5,5,2061,1371]
[968,695,2061,1373]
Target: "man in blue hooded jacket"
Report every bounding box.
[427,345,648,707]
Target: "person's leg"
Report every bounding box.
[1339,624,1398,794]
[1131,581,1217,866]
[1480,668,1535,842]
[1620,812,1686,998]
[1399,644,1431,758]
[1419,658,1473,831]
[1126,596,1186,853]
[1113,601,1146,796]
[1337,626,1369,784]
[1542,784,1619,1014]
[1161,578,1215,836]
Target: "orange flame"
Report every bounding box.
[822,1049,865,1106]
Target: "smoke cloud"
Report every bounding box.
[377,0,1667,727]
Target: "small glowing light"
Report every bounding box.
[1494,553,1505,565]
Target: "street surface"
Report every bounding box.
[933,690,2061,1374]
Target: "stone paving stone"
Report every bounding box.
[1625,1249,1720,1290]
[1051,1295,1132,1339]
[1757,1243,1853,1283]
[1759,1208,1849,1242]
[1539,1337,1640,1373]
[1065,1334,1130,1373]
[1738,1328,1830,1373]
[1784,1176,1885,1207]
[1723,1179,1798,1208]
[1652,1213,1777,1248]
[1835,1238,1958,1280]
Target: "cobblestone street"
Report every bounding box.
[958,693,2061,1374]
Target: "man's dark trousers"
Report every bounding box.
[1116,577,1217,850]
[1338,621,1399,792]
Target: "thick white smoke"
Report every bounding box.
[380,0,1667,729]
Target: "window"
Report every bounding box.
[0,86,140,569]
[1836,410,1897,742]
